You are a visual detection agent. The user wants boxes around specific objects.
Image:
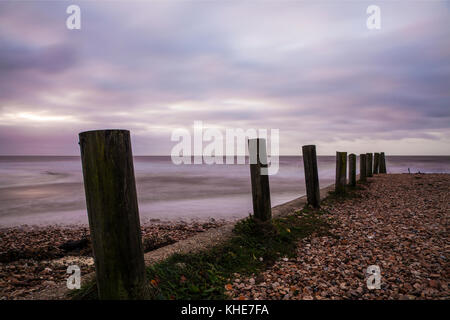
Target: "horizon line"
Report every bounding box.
[1,154,450,157]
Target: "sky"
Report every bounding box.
[0,0,449,155]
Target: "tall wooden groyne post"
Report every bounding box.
[366,153,373,177]
[302,145,320,208]
[373,153,380,174]
[359,154,367,182]
[335,152,347,194]
[248,138,272,221]
[379,152,387,173]
[348,153,356,187]
[79,130,147,299]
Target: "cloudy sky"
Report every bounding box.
[0,1,449,155]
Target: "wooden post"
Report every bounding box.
[302,145,320,208]
[366,153,373,177]
[379,152,387,173]
[335,152,347,194]
[79,130,148,300]
[348,153,356,187]
[359,154,367,182]
[373,153,380,174]
[248,138,272,221]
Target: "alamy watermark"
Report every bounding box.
[66,265,81,290]
[170,121,280,175]
[66,5,81,30]
[366,265,381,290]
[65,5,381,31]
[367,5,381,30]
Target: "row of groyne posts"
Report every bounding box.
[77,129,387,299]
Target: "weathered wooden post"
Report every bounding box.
[248,138,272,221]
[366,153,373,177]
[379,152,387,173]
[348,153,356,187]
[373,153,380,174]
[359,154,367,182]
[302,145,320,208]
[335,152,347,194]
[79,130,148,300]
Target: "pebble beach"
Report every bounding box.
[0,220,225,299]
[225,174,449,300]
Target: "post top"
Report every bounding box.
[79,129,130,137]
[247,137,266,141]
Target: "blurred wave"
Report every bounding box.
[0,155,448,226]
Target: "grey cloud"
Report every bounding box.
[0,39,78,73]
[0,1,449,155]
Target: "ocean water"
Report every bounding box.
[0,156,448,226]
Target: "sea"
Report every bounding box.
[0,156,448,226]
